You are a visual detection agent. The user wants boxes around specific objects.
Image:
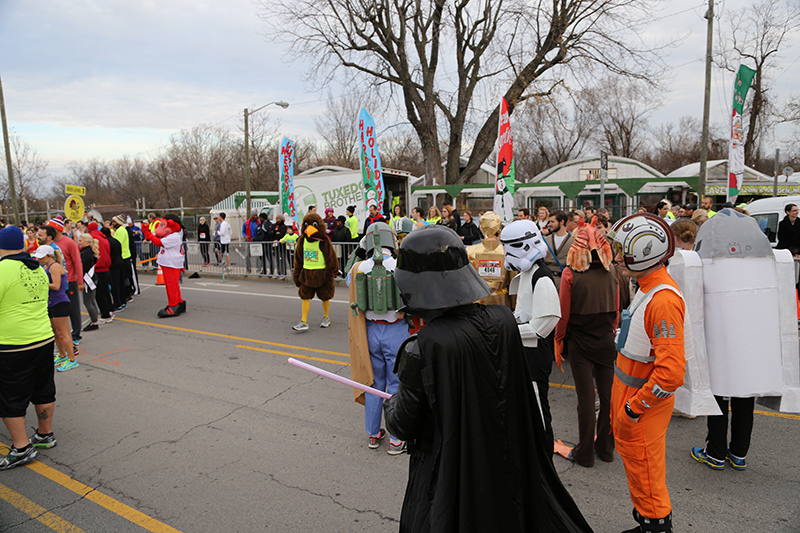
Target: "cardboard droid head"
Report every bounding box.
[479,211,502,238]
[694,208,772,259]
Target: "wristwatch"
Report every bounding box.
[625,401,641,421]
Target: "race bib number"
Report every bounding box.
[304,249,319,262]
[477,259,501,277]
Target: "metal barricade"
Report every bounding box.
[180,240,361,280]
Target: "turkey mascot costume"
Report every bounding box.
[142,214,186,318]
[292,213,338,331]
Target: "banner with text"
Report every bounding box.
[358,109,385,212]
[727,64,757,202]
[494,97,515,224]
[279,137,298,228]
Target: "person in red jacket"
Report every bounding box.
[88,222,114,323]
[47,219,83,345]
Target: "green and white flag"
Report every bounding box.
[727,65,757,202]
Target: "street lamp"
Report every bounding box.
[244,101,289,218]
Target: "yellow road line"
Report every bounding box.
[0,445,183,533]
[102,317,800,421]
[115,317,350,358]
[0,482,85,532]
[548,383,800,420]
[236,345,348,366]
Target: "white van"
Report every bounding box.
[745,195,800,246]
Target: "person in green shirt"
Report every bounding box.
[346,205,360,241]
[280,227,299,274]
[0,226,58,470]
[112,214,134,301]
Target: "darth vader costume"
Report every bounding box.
[384,225,593,533]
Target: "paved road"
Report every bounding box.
[1,274,798,532]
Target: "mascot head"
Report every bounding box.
[301,213,328,243]
[155,214,184,239]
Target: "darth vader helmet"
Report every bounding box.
[395,225,490,312]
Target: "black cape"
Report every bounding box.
[385,304,593,533]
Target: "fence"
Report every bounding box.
[137,240,361,280]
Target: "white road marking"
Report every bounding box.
[139,283,350,304]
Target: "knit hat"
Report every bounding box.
[87,222,98,232]
[33,244,55,259]
[112,214,126,226]
[325,207,334,214]
[46,218,64,232]
[0,225,25,250]
[126,216,133,224]
[346,205,356,215]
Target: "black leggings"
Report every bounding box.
[95,271,113,318]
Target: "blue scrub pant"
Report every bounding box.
[364,320,408,439]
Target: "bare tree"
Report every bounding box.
[64,159,115,206]
[514,88,596,181]
[643,116,727,174]
[0,133,48,208]
[260,0,664,185]
[715,0,800,166]
[582,78,658,160]
[313,90,372,169]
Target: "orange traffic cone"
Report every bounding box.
[156,266,165,286]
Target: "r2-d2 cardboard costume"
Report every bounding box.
[669,208,800,414]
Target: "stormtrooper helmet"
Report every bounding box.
[500,220,548,272]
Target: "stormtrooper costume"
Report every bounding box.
[501,220,561,455]
[608,214,686,533]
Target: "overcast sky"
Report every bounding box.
[2,0,799,177]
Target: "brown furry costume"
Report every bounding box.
[293,213,339,300]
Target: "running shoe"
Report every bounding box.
[114,303,127,312]
[0,446,38,470]
[54,355,69,367]
[29,431,57,449]
[57,360,79,372]
[691,446,724,470]
[727,449,747,471]
[320,317,331,328]
[292,321,309,332]
[388,441,407,455]
[72,338,81,347]
[368,429,385,449]
[83,324,99,332]
[99,316,114,324]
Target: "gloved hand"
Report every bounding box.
[513,310,530,324]
[555,339,564,372]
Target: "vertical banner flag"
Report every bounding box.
[358,109,385,212]
[494,97,515,224]
[727,65,757,202]
[279,137,298,228]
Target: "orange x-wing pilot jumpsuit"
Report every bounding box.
[611,266,686,522]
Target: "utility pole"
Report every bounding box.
[244,107,251,219]
[698,0,714,199]
[773,148,780,197]
[0,74,20,225]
